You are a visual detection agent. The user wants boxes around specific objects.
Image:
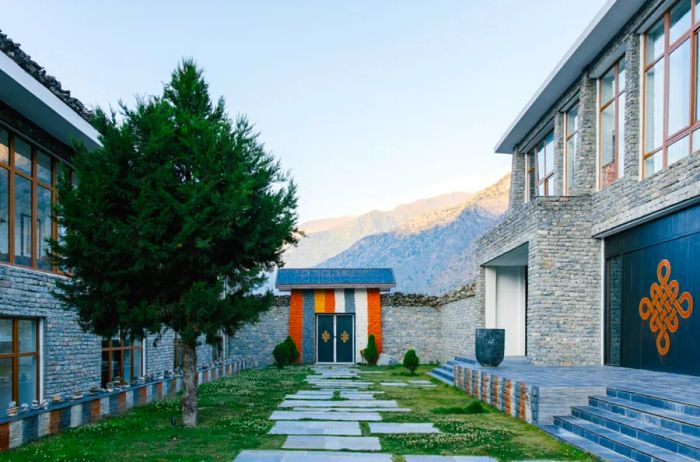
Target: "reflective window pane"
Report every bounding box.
[123,349,131,382]
[18,356,36,404]
[601,67,615,103]
[0,358,11,407]
[111,350,121,380]
[645,151,664,176]
[0,130,8,164]
[693,127,700,153]
[101,349,109,386]
[618,60,626,93]
[14,176,32,266]
[538,181,545,196]
[696,34,700,121]
[133,349,142,379]
[669,0,692,44]
[567,136,577,191]
[0,169,8,262]
[544,132,554,175]
[644,59,665,153]
[37,186,52,270]
[668,135,689,166]
[646,19,665,63]
[18,319,36,353]
[0,320,12,354]
[546,176,556,196]
[567,106,578,134]
[37,151,52,184]
[618,96,626,179]
[668,39,691,135]
[601,104,615,168]
[13,138,32,176]
[537,143,545,181]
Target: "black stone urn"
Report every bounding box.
[475,328,505,367]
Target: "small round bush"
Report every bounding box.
[284,336,300,364]
[273,342,290,369]
[403,349,419,374]
[364,335,379,366]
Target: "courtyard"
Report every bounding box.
[0,364,591,461]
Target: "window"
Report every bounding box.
[0,318,39,405]
[526,131,556,198]
[643,0,700,176]
[564,105,579,194]
[0,127,71,272]
[525,152,536,202]
[101,336,143,386]
[599,60,626,188]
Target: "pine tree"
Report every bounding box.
[52,60,298,427]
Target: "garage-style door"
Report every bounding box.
[605,203,699,376]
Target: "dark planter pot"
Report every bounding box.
[475,328,505,367]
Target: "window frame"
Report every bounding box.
[642,0,698,177]
[0,317,40,403]
[101,336,144,385]
[564,104,579,194]
[531,130,556,197]
[598,60,626,188]
[0,126,68,273]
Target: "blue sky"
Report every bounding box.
[3,0,606,222]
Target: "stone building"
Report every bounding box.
[478,0,700,376]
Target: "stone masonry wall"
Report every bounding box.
[381,304,442,363]
[438,296,481,363]
[227,304,290,367]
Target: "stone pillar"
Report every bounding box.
[623,33,641,180]
[575,75,597,194]
[508,148,525,209]
[553,111,565,195]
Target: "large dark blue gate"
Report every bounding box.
[605,202,699,376]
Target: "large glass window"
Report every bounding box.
[528,131,556,197]
[0,127,68,272]
[0,318,39,405]
[643,0,700,176]
[101,336,143,386]
[564,105,579,194]
[599,60,626,188]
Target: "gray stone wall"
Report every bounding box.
[438,296,481,363]
[381,304,441,363]
[227,304,290,366]
[145,329,176,373]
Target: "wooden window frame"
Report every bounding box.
[564,105,579,195]
[532,131,556,197]
[598,60,626,188]
[642,0,699,177]
[525,152,535,202]
[0,127,65,273]
[101,336,143,385]
[0,317,40,403]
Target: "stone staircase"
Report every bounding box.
[429,357,475,384]
[542,388,700,461]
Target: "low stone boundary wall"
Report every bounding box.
[452,364,533,423]
[0,359,256,451]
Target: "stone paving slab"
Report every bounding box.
[405,457,497,462]
[408,380,432,384]
[269,421,361,435]
[380,382,407,387]
[283,436,381,451]
[270,410,381,421]
[293,407,411,413]
[369,423,440,434]
[285,393,334,400]
[280,400,398,408]
[336,392,376,400]
[234,450,392,461]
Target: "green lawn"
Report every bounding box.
[0,364,594,461]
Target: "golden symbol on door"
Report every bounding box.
[639,259,694,356]
[340,331,350,343]
[321,330,331,343]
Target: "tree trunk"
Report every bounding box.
[181,342,198,427]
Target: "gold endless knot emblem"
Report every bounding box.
[340,331,350,343]
[639,259,693,356]
[321,330,331,343]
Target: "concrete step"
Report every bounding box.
[539,424,634,462]
[572,405,700,460]
[590,395,700,439]
[607,388,700,418]
[555,415,696,462]
[428,370,452,385]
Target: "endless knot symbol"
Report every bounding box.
[639,259,693,356]
[321,330,331,343]
[340,331,350,343]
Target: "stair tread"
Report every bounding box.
[428,372,452,385]
[575,405,700,449]
[592,395,700,427]
[557,416,697,462]
[540,425,634,462]
[609,388,700,414]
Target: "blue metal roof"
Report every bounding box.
[275,268,396,291]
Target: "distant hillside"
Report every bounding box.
[318,175,510,295]
[283,191,473,268]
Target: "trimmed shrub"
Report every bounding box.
[364,335,379,366]
[273,342,290,369]
[284,336,300,364]
[403,349,419,374]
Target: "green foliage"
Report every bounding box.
[284,336,300,364]
[272,342,290,369]
[403,348,419,374]
[431,401,485,415]
[51,59,299,350]
[364,334,379,365]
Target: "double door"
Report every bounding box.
[316,314,354,363]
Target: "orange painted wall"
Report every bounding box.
[324,289,336,313]
[289,290,304,363]
[367,288,382,353]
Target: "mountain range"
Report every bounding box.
[277,175,510,295]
